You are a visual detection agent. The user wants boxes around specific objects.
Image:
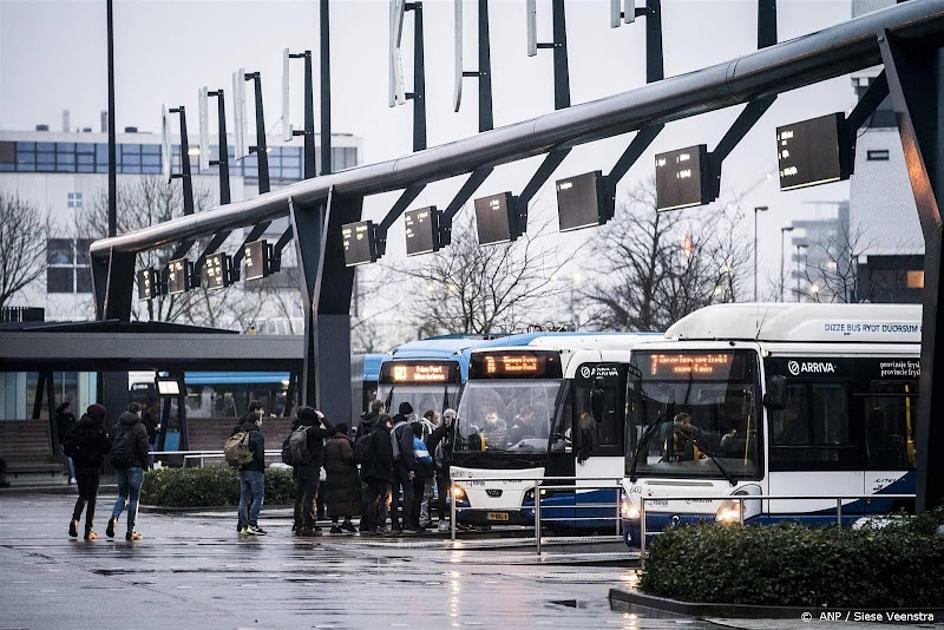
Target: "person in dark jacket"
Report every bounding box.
[356,400,385,531]
[363,415,395,534]
[65,404,111,540]
[107,402,150,542]
[55,402,77,484]
[390,402,417,533]
[288,406,333,536]
[324,423,361,534]
[234,404,267,536]
[426,408,457,532]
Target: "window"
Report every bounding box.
[769,380,858,470]
[46,239,92,294]
[907,271,924,289]
[572,364,625,454]
[67,192,83,209]
[867,149,890,161]
[862,380,917,470]
[47,267,74,293]
[0,141,14,163]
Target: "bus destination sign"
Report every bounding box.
[380,361,460,385]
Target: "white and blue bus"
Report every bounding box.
[621,303,920,546]
[451,332,660,529]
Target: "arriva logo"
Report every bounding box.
[788,360,836,376]
[580,366,593,379]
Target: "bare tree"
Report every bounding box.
[583,179,749,332]
[797,223,873,303]
[0,193,48,309]
[392,214,570,335]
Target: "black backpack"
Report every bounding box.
[111,428,134,468]
[354,430,375,465]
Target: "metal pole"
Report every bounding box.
[173,107,195,216]
[534,480,542,555]
[450,483,457,541]
[639,497,646,571]
[106,0,117,238]
[754,209,759,301]
[412,2,427,152]
[738,497,745,526]
[303,52,316,179]
[248,73,270,194]
[319,0,333,175]
[213,91,231,205]
[796,244,803,302]
[551,0,570,110]
[477,0,494,132]
[615,484,622,537]
[836,498,842,527]
[645,0,663,83]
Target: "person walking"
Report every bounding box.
[55,401,77,484]
[390,402,417,533]
[323,423,361,534]
[235,405,267,536]
[286,406,333,536]
[427,408,457,532]
[107,403,149,542]
[362,415,395,534]
[64,403,111,541]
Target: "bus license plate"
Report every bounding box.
[487,512,509,522]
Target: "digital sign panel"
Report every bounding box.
[137,268,158,301]
[777,113,850,191]
[469,351,563,379]
[167,258,191,295]
[636,352,747,381]
[243,240,270,281]
[203,253,232,290]
[556,170,610,232]
[379,361,460,385]
[655,145,710,211]
[474,192,519,245]
[404,206,442,256]
[342,221,378,267]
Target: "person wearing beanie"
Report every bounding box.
[427,408,458,532]
[64,404,111,540]
[323,423,361,534]
[389,401,418,532]
[107,402,149,542]
[286,406,333,536]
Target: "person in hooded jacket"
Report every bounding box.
[288,406,334,536]
[363,414,395,534]
[323,423,362,533]
[107,402,150,542]
[65,403,111,540]
[356,400,384,531]
[390,402,417,533]
[427,408,457,532]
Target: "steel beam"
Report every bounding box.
[91,0,944,257]
[878,29,944,512]
[320,0,333,175]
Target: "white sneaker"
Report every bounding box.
[438,521,450,533]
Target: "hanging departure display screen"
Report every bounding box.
[137,268,158,301]
[167,257,190,295]
[655,144,710,211]
[474,192,519,245]
[203,253,232,290]
[635,352,746,380]
[556,170,610,232]
[243,239,270,281]
[777,113,851,191]
[342,220,378,266]
[379,360,461,385]
[404,206,442,256]
[469,351,563,379]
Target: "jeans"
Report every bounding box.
[239,470,265,528]
[391,463,415,530]
[112,467,144,533]
[293,475,318,531]
[72,468,101,534]
[365,479,391,531]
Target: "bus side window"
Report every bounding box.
[769,381,859,470]
[863,383,917,470]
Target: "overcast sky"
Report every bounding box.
[0,0,859,296]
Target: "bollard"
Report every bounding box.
[451,483,457,542]
[739,497,745,526]
[836,497,842,527]
[615,484,622,537]
[534,480,542,555]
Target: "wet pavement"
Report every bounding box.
[0,491,706,630]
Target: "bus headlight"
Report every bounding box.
[452,485,467,501]
[621,500,640,520]
[716,499,742,524]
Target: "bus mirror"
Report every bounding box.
[764,376,786,410]
[590,379,606,422]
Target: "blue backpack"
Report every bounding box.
[413,436,432,465]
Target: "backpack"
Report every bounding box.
[413,435,434,479]
[62,426,83,459]
[390,422,406,461]
[111,429,134,468]
[224,431,254,468]
[287,426,311,466]
[354,430,374,465]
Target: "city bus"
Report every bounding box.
[450,332,661,529]
[620,303,920,547]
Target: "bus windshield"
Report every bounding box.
[627,350,761,479]
[455,380,562,454]
[377,385,461,418]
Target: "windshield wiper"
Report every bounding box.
[629,403,674,483]
[676,430,738,487]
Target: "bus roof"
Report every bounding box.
[389,337,494,360]
[666,303,922,344]
[467,331,661,354]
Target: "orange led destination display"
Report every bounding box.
[485,354,542,375]
[380,361,460,384]
[470,351,562,379]
[648,353,735,378]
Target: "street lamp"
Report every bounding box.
[780,226,795,302]
[753,206,769,302]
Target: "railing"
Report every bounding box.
[449,476,625,555]
[637,493,917,570]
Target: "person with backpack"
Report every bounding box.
[230,402,267,536]
[355,400,384,532]
[106,402,149,542]
[55,401,77,484]
[64,403,111,541]
[416,410,440,528]
[390,402,417,533]
[410,422,435,533]
[362,414,395,534]
[283,406,333,536]
[427,408,457,533]
[323,423,361,534]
